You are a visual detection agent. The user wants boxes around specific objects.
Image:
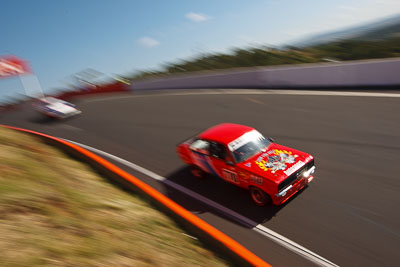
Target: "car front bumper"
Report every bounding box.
[273,166,316,205]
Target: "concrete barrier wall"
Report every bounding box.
[132,69,263,90]
[56,81,130,100]
[131,58,400,90]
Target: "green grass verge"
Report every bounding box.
[0,127,230,267]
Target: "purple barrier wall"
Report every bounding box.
[131,58,400,90]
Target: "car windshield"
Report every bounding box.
[228,130,270,163]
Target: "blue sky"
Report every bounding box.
[1,0,400,102]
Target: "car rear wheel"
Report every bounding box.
[191,165,205,179]
[250,186,271,206]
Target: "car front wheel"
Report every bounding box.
[250,186,271,206]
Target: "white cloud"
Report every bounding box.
[138,37,160,48]
[185,12,210,22]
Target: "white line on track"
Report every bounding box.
[84,89,400,103]
[63,138,339,267]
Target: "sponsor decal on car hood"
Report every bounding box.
[237,143,310,183]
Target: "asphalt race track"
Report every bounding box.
[1,89,399,266]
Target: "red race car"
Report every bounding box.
[177,123,315,206]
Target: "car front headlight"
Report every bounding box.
[303,166,315,178]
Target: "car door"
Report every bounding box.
[208,142,240,185]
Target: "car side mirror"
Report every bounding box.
[226,161,234,166]
[268,137,275,143]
